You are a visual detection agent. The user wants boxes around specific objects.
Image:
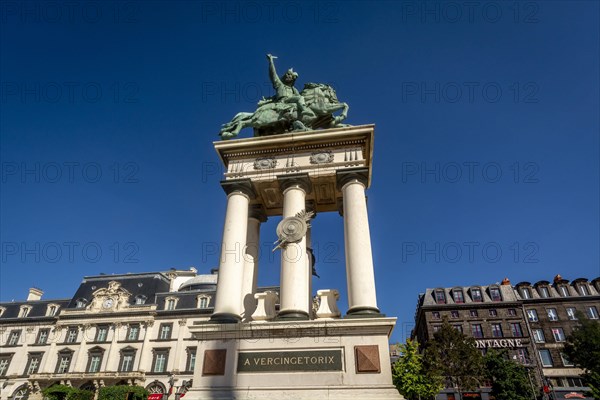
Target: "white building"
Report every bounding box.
[0,268,275,400]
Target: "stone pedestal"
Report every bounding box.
[188,318,403,400]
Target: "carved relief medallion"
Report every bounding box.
[310,151,334,164]
[254,157,278,170]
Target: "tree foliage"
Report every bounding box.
[41,385,93,400]
[97,385,149,400]
[563,314,600,398]
[483,349,536,400]
[42,384,73,400]
[392,338,443,399]
[424,319,485,397]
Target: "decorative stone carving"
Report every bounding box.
[310,150,334,164]
[273,210,314,251]
[315,289,341,319]
[355,345,381,373]
[89,281,132,313]
[253,157,278,170]
[251,291,279,321]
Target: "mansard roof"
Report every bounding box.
[66,272,171,308]
[420,283,518,307]
[0,299,70,320]
[514,276,600,300]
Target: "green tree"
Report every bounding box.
[484,349,537,400]
[97,385,148,400]
[563,313,600,398]
[42,384,74,400]
[41,385,93,400]
[424,319,485,399]
[392,338,443,399]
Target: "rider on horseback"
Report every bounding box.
[267,54,315,120]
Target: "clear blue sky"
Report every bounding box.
[1,1,598,342]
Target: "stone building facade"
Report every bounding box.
[514,275,600,399]
[0,268,276,400]
[413,275,600,400]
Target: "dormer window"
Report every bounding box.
[135,295,147,305]
[46,304,59,316]
[489,286,502,302]
[453,289,465,304]
[538,286,550,298]
[434,290,446,304]
[471,287,483,302]
[76,298,88,308]
[165,297,178,311]
[197,295,211,309]
[578,284,590,296]
[520,288,532,299]
[19,306,32,318]
[558,286,570,297]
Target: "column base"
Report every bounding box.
[345,306,384,318]
[210,312,242,323]
[276,310,310,321]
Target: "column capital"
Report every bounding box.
[220,178,256,199]
[336,167,369,190]
[277,173,312,194]
[248,204,267,222]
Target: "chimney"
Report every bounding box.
[501,277,511,286]
[27,288,43,301]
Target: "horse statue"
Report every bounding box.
[219,83,349,139]
[219,55,349,140]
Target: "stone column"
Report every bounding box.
[210,179,256,323]
[277,174,311,320]
[337,168,381,316]
[241,205,267,321]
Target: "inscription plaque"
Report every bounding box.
[237,350,342,372]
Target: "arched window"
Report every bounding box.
[146,381,166,394]
[12,385,29,400]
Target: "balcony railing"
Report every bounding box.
[29,371,145,380]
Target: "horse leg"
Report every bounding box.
[219,113,254,139]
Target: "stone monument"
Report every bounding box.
[187,56,403,399]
